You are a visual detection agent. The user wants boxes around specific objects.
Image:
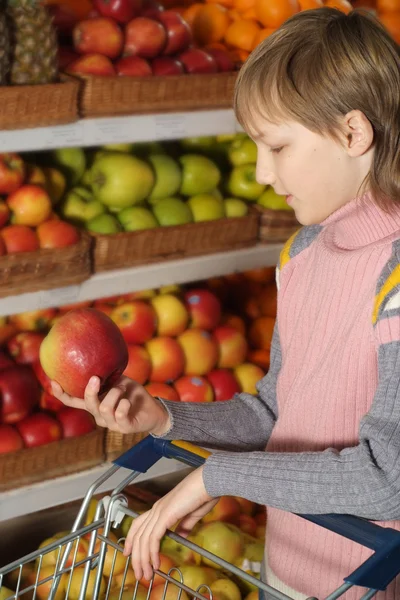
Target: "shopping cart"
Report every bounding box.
[2,436,400,600]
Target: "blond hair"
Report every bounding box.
[234,8,400,208]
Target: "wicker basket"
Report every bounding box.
[105,430,148,462]
[0,75,79,130]
[0,231,92,298]
[92,210,259,272]
[0,428,105,491]
[76,71,237,118]
[255,206,300,243]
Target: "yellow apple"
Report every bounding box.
[177,329,218,375]
[151,294,189,337]
[68,567,106,600]
[202,497,241,524]
[234,363,264,395]
[196,523,244,569]
[26,566,67,600]
[0,588,16,600]
[210,578,242,600]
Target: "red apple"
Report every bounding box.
[67,53,116,76]
[93,302,114,316]
[17,413,62,448]
[40,390,65,412]
[7,185,52,227]
[0,236,6,256]
[58,46,80,70]
[213,326,248,368]
[177,328,219,375]
[0,225,39,254]
[0,153,25,195]
[184,289,221,331]
[152,56,184,76]
[57,406,96,437]
[146,336,185,382]
[0,424,24,454]
[123,344,152,384]
[174,375,214,403]
[141,0,164,19]
[124,17,167,58]
[58,301,93,313]
[33,361,52,393]
[37,220,80,249]
[10,308,57,332]
[0,200,10,228]
[202,496,241,524]
[145,381,180,401]
[205,47,235,72]
[111,301,156,344]
[0,350,15,371]
[179,48,218,74]
[94,0,143,23]
[0,319,17,347]
[7,332,45,365]
[157,11,192,55]
[0,366,40,424]
[73,18,124,59]
[40,308,129,398]
[207,369,240,401]
[116,55,152,76]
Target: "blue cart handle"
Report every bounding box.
[114,436,400,592]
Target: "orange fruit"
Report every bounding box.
[253,26,276,46]
[247,349,271,370]
[183,2,203,26]
[243,266,276,283]
[248,316,275,350]
[255,0,299,27]
[224,17,261,49]
[229,8,243,19]
[206,0,233,8]
[242,6,258,19]
[299,0,323,8]
[221,313,247,335]
[378,11,400,42]
[233,0,255,12]
[324,0,352,12]
[193,4,232,45]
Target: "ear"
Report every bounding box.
[341,110,374,157]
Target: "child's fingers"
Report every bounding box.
[98,385,128,430]
[83,376,102,415]
[115,397,134,432]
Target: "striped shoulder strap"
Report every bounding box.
[279,225,322,271]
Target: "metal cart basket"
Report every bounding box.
[2,436,400,600]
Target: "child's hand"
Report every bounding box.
[51,376,171,436]
[123,466,217,581]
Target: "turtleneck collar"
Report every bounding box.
[321,194,400,250]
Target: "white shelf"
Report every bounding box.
[0,243,282,315]
[0,110,240,153]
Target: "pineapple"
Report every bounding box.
[7,0,58,85]
[0,5,10,85]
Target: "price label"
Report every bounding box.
[43,123,85,148]
[84,117,146,145]
[154,114,187,141]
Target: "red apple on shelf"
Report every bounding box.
[0,153,25,195]
[67,53,116,76]
[10,308,57,332]
[94,0,143,23]
[124,17,167,58]
[40,308,129,398]
[184,289,221,331]
[93,302,114,316]
[0,350,15,371]
[152,56,184,76]
[0,424,24,454]
[179,48,218,74]
[145,381,180,401]
[146,336,185,382]
[111,301,156,344]
[73,17,124,59]
[174,375,214,403]
[7,184,52,228]
[207,368,240,401]
[0,200,10,228]
[33,361,53,393]
[17,413,63,448]
[0,319,17,347]
[123,344,152,384]
[0,366,40,424]
[7,332,45,365]
[157,11,192,55]
[39,390,65,412]
[116,55,152,76]
[1,225,39,254]
[205,47,235,72]
[57,407,96,438]
[58,47,80,70]
[140,0,164,19]
[37,220,80,249]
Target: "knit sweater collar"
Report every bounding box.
[321,194,400,250]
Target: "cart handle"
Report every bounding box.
[114,435,400,592]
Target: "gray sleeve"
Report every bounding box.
[203,341,400,520]
[153,323,282,452]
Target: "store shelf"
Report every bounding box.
[0,457,189,522]
[0,109,241,153]
[0,243,282,315]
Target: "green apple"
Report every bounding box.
[87,214,121,234]
[228,137,257,166]
[117,206,158,231]
[227,165,265,201]
[257,186,292,211]
[133,142,165,158]
[101,143,135,152]
[180,136,215,151]
[91,153,154,209]
[188,194,225,222]
[81,169,92,188]
[152,197,193,226]
[61,186,105,223]
[179,154,221,196]
[216,133,246,143]
[209,188,223,200]
[0,587,15,600]
[148,154,182,202]
[50,147,86,186]
[224,197,249,217]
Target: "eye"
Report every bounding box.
[271,146,284,154]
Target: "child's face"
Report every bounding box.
[249,118,366,225]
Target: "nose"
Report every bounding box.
[256,151,276,186]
